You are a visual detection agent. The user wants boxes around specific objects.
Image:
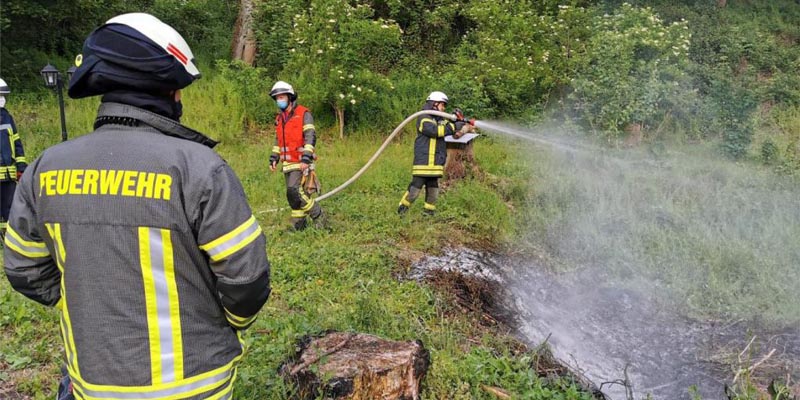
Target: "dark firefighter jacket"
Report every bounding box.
[272,103,316,173]
[412,103,465,177]
[0,108,27,181]
[3,102,270,400]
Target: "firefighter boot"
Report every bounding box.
[292,218,308,231]
[310,205,328,229]
[398,186,421,215]
[423,187,439,216]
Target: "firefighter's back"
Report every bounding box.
[32,120,243,395]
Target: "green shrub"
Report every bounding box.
[569,3,692,140]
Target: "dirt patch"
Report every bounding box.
[0,386,31,400]
[425,270,513,328]
[409,249,606,398]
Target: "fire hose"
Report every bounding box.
[315,110,472,202]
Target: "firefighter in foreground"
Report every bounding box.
[268,81,325,230]
[3,13,270,399]
[397,91,471,216]
[0,78,27,240]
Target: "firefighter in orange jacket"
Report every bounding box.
[268,81,324,230]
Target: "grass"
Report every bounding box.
[0,76,592,399]
[516,137,800,327]
[3,71,796,399]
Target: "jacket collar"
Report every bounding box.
[97,102,218,148]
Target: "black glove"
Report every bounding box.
[269,153,279,167]
[301,154,314,165]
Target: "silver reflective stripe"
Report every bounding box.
[4,233,50,257]
[72,367,233,399]
[0,124,11,131]
[61,314,76,370]
[218,390,233,400]
[148,229,176,383]
[204,220,260,260]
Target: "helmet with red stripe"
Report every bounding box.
[68,13,201,98]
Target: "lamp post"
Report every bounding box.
[40,64,75,142]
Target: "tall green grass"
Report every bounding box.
[518,137,800,326]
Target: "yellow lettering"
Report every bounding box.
[39,171,55,196]
[68,170,84,195]
[83,170,98,195]
[121,170,137,197]
[137,172,156,199]
[56,170,71,195]
[154,174,172,201]
[100,170,124,195]
[38,169,170,201]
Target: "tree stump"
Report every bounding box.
[444,132,480,184]
[280,332,430,400]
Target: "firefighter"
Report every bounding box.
[3,13,270,399]
[0,78,26,240]
[268,81,325,230]
[397,91,468,216]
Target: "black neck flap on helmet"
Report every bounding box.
[68,24,196,99]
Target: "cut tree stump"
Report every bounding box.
[444,129,481,184]
[280,332,430,400]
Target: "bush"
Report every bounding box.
[569,3,692,140]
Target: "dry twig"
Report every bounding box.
[733,348,777,384]
[290,333,355,375]
[481,385,512,399]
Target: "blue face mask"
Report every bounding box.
[277,100,289,110]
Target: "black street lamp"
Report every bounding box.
[40,63,75,142]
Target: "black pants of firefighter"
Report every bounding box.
[0,180,16,236]
[399,176,439,214]
[285,170,322,229]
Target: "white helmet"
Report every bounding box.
[69,12,200,98]
[106,13,200,78]
[426,91,448,104]
[0,79,9,94]
[270,81,296,101]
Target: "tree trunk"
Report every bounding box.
[281,332,430,400]
[231,0,257,65]
[623,122,643,147]
[334,105,345,139]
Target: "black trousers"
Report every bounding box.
[399,176,439,211]
[0,180,16,228]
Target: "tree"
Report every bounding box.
[231,0,256,64]
[281,0,401,138]
[569,4,692,140]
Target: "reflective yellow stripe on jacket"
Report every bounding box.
[199,215,262,263]
[4,226,50,258]
[139,227,183,384]
[67,355,240,400]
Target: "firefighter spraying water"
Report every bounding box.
[316,100,478,201]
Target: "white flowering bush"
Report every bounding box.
[444,1,595,119]
[569,3,692,139]
[279,0,401,138]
